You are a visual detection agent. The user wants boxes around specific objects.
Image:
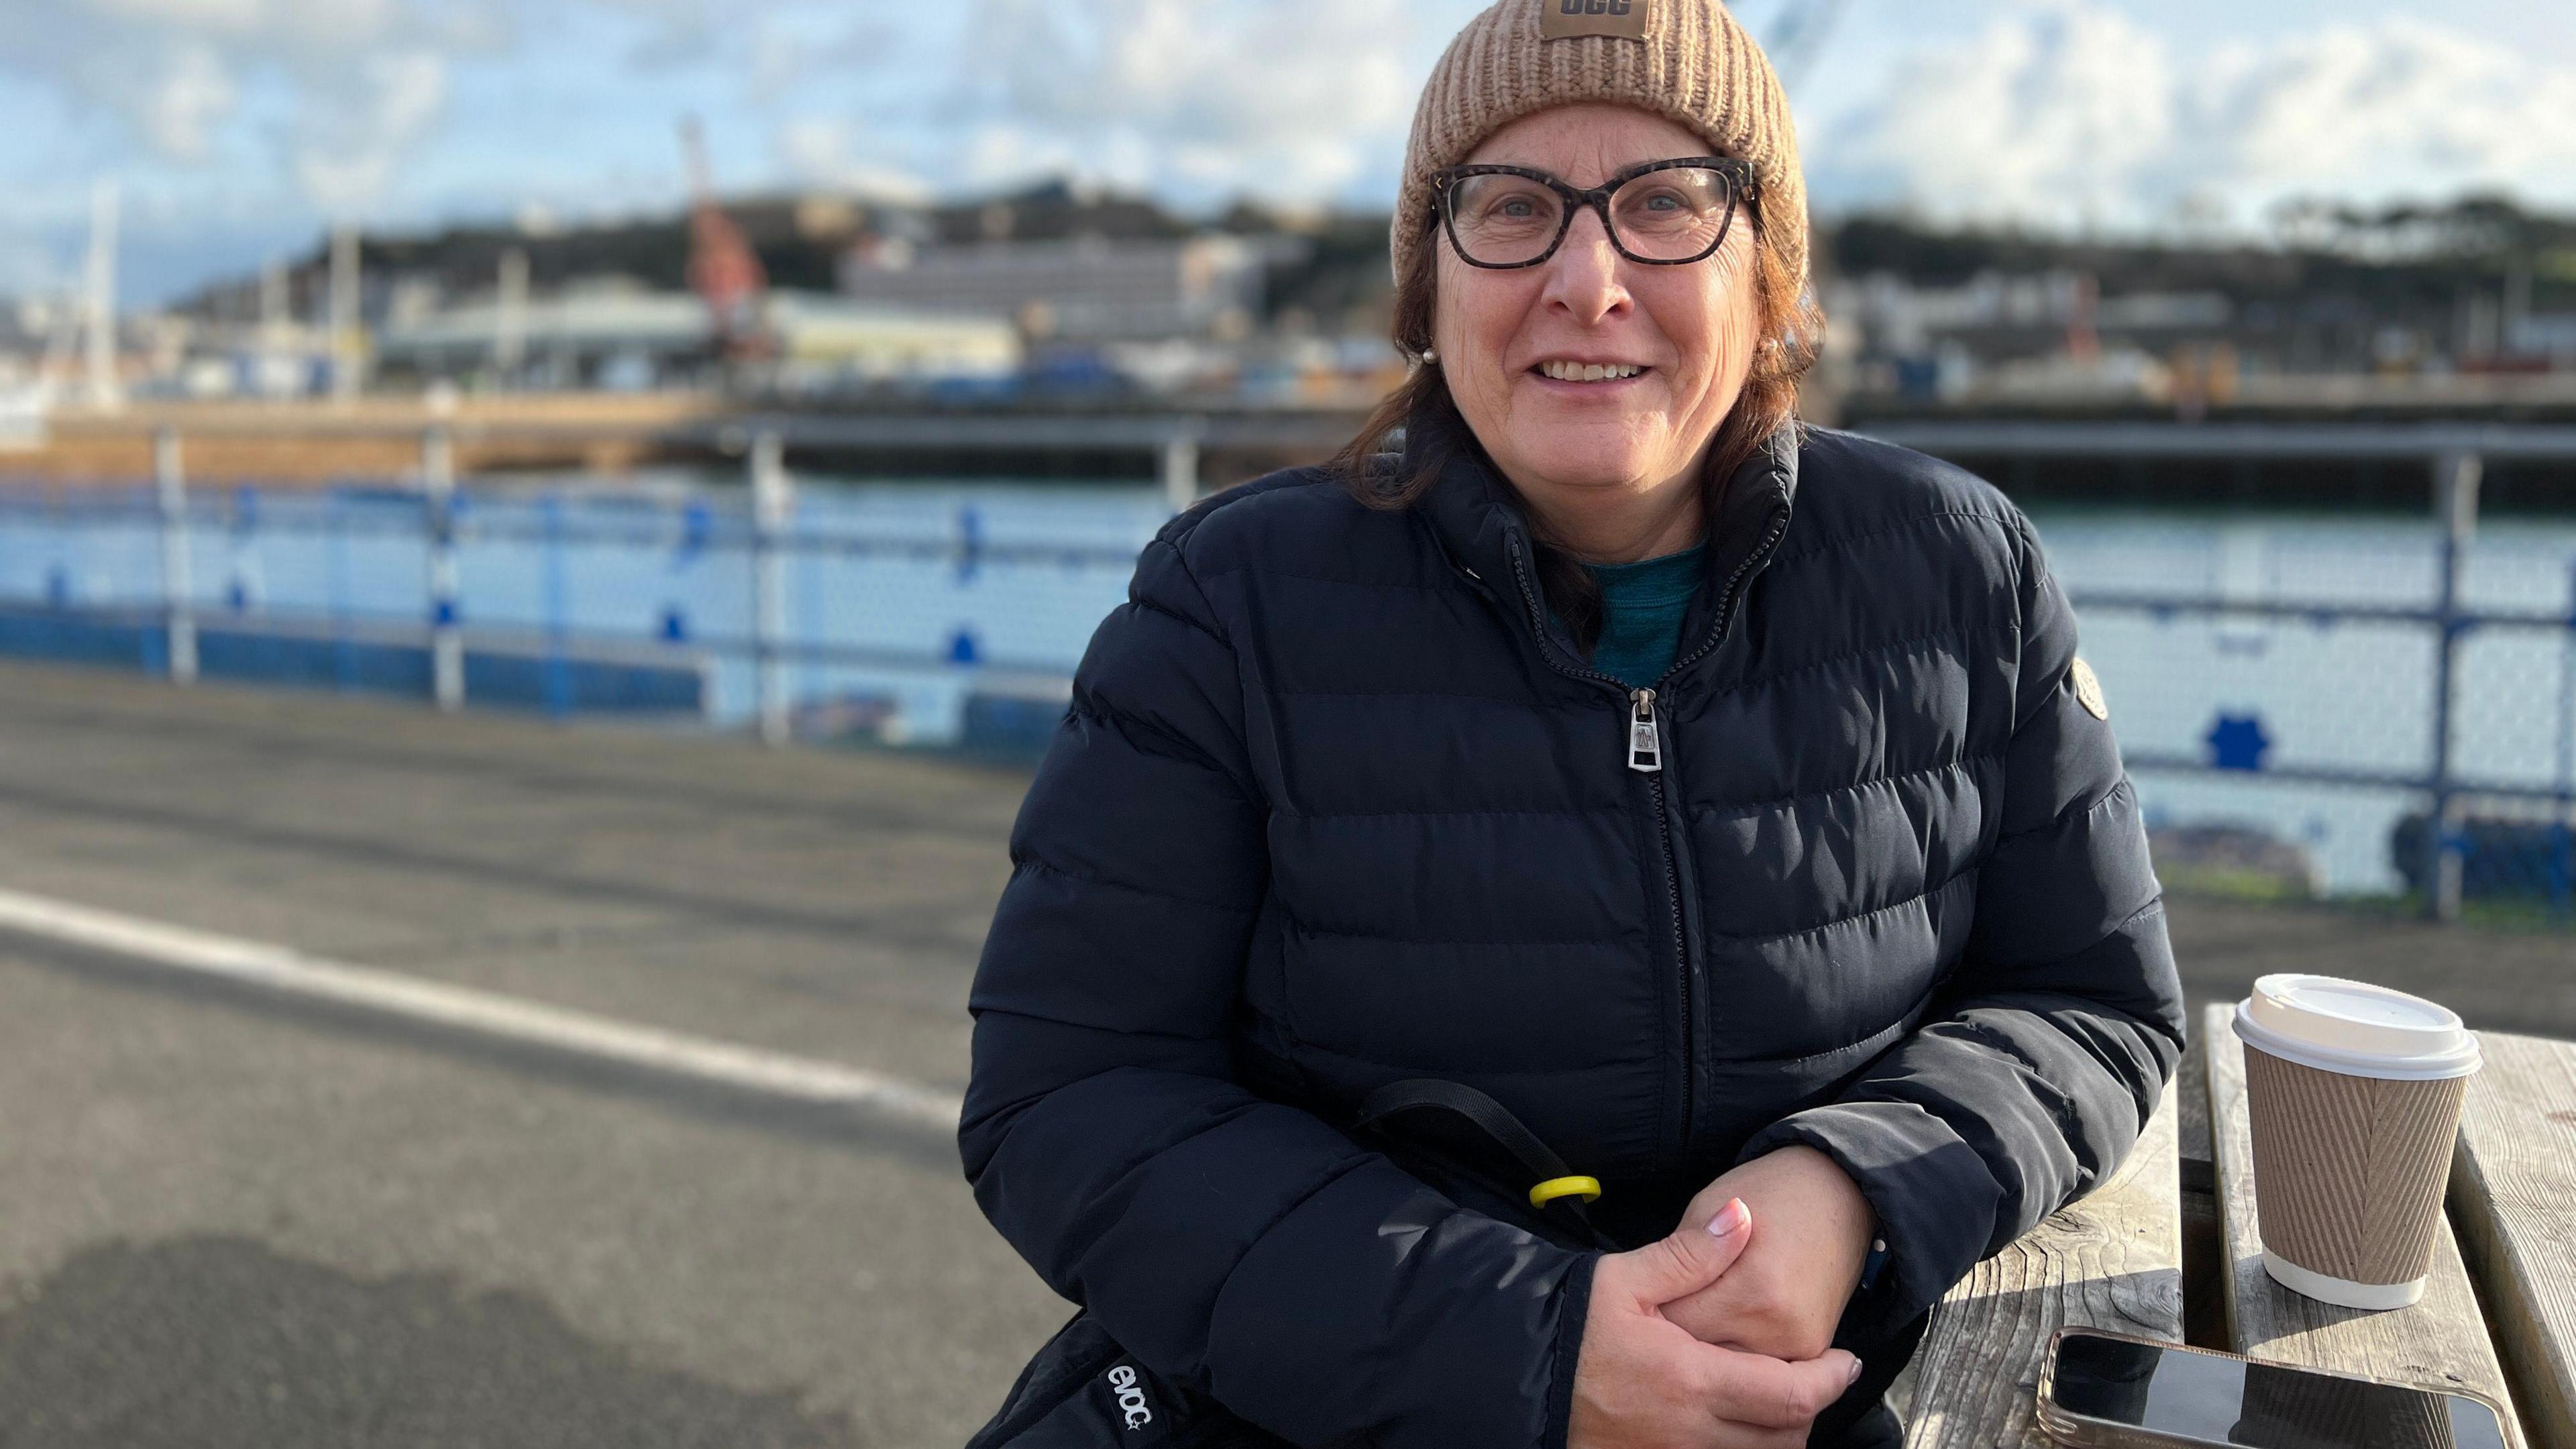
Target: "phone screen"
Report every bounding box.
[2050,1332,2510,1449]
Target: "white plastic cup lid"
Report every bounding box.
[2235,973,2481,1081]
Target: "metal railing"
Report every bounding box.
[3,424,1151,750]
[8,418,2576,924]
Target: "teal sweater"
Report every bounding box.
[1582,544,1705,688]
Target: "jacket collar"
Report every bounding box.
[1410,400,1803,683]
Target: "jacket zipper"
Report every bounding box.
[1626,686,1693,1149]
[1499,502,1793,1161]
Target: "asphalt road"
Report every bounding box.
[0,659,2566,1448]
[0,663,1065,1448]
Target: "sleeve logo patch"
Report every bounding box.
[1540,0,1650,42]
[2072,657,2109,720]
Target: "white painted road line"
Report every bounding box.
[0,885,965,1134]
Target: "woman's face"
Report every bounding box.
[1432,104,1764,530]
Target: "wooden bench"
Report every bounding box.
[1896,1006,2576,1445]
[2454,1032,2576,1449]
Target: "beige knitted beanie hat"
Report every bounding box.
[1391,0,1809,290]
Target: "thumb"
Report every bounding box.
[1609,1197,1752,1306]
[1707,1346,1867,1430]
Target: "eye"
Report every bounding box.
[1462,183,1553,225]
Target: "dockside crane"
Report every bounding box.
[678,117,774,361]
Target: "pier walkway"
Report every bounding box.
[0,659,2567,1446]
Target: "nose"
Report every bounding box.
[1541,205,1631,328]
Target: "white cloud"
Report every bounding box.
[290,49,449,210]
[772,119,934,206]
[82,0,266,30]
[117,42,241,158]
[1824,3,2173,226]
[1,0,498,213]
[6,0,2571,307]
[1818,0,2576,231]
[137,43,241,158]
[2193,21,2576,208]
[955,0,1437,204]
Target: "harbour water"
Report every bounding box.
[2,466,2571,896]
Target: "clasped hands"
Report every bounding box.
[1567,1146,1878,1449]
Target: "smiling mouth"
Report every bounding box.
[1534,360,1648,382]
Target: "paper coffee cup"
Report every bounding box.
[2235,974,2480,1311]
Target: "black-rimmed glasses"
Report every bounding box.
[1429,156,1757,268]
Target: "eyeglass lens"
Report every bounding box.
[1444,167,1737,266]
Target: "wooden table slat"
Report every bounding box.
[2178,1033,2213,1176]
[2203,1002,2525,1442]
[1901,1077,2182,1446]
[2453,1031,2576,1449]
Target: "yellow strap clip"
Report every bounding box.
[1527,1175,1603,1210]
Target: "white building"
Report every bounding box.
[374,282,1021,391]
[836,235,1268,344]
[767,292,1020,391]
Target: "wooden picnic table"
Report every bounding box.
[1896,1006,2576,1448]
[2455,1032,2576,1449]
[1898,1079,2183,1444]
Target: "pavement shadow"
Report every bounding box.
[0,1235,862,1448]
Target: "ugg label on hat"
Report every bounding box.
[1540,0,1650,42]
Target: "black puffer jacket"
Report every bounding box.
[961,412,2186,1448]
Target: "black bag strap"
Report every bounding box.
[1354,1078,1576,1182]
[1352,1078,1611,1247]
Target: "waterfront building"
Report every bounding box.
[835,235,1272,345]
[372,284,1020,392]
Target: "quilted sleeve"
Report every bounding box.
[1735,513,2186,1321]
[961,525,1597,1449]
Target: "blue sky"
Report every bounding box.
[3,0,2573,305]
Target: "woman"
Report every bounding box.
[961,2,2184,1445]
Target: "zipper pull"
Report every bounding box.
[1626,688,1662,773]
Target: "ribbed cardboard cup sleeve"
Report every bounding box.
[2243,1044,2468,1288]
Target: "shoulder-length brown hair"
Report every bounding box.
[1331,197,1825,646]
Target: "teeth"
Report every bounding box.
[1540,360,1642,382]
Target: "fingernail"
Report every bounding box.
[1705,1197,1750,1239]
[1847,1358,1865,1385]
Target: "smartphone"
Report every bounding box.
[2037,1328,2514,1449]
